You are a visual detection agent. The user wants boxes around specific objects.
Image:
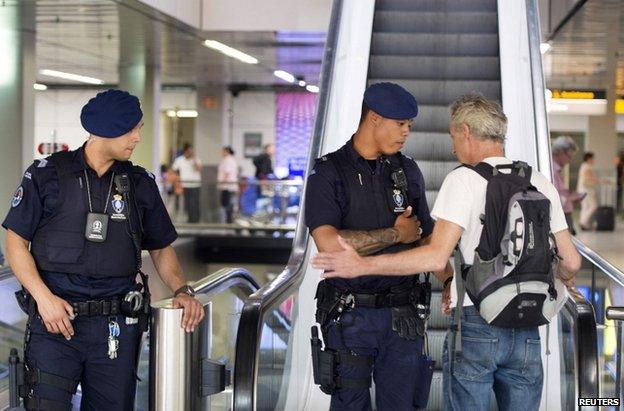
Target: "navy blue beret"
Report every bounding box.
[363,82,418,120]
[80,89,143,138]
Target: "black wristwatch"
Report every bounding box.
[174,284,196,298]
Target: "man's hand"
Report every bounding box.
[312,236,368,279]
[36,293,75,340]
[557,272,575,289]
[394,207,422,244]
[172,294,205,332]
[441,282,452,315]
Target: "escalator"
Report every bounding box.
[367,0,501,404]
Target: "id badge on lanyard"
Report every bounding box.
[84,169,114,242]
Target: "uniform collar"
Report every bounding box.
[342,137,399,168]
[77,143,127,175]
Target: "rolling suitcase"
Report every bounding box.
[595,182,616,231]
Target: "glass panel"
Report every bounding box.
[255,292,296,411]
[558,304,577,410]
[0,274,28,393]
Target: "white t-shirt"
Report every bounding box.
[217,155,239,192]
[430,157,568,308]
[172,155,202,188]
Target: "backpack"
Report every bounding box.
[454,161,565,330]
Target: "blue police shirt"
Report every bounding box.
[2,145,178,300]
[305,138,434,292]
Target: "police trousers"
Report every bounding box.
[325,307,424,411]
[25,314,142,410]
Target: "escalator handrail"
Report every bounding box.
[190,267,260,295]
[0,267,14,282]
[563,288,599,398]
[233,0,344,408]
[525,0,554,177]
[572,236,624,287]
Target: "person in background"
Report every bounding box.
[253,143,274,180]
[217,146,239,224]
[551,136,582,235]
[577,152,599,230]
[172,143,202,223]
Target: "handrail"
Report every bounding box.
[0,267,14,282]
[232,0,343,409]
[572,236,624,287]
[564,288,600,400]
[525,0,553,177]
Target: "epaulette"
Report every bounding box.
[132,165,156,180]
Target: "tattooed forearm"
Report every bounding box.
[338,228,400,256]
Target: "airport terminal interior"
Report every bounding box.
[2,0,624,409]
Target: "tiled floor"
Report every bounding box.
[576,217,624,272]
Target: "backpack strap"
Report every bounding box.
[457,162,495,182]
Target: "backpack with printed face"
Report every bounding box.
[455,161,565,328]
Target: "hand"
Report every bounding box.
[441,282,451,315]
[312,236,368,279]
[172,293,205,332]
[36,293,75,340]
[557,273,575,289]
[394,207,422,244]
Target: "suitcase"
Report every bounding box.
[595,206,615,231]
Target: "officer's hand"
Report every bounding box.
[394,207,422,244]
[313,236,367,279]
[172,294,205,333]
[37,293,75,340]
[391,305,423,340]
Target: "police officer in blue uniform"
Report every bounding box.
[306,83,453,410]
[3,89,204,410]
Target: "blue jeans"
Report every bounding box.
[442,306,543,411]
[325,307,425,411]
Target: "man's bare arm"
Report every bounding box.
[338,227,401,256]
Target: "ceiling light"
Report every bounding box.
[166,110,177,117]
[298,80,306,87]
[33,83,48,91]
[203,40,258,64]
[274,70,295,83]
[540,43,551,54]
[176,110,198,118]
[39,69,104,85]
[306,85,319,93]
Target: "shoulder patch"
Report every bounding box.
[11,186,24,207]
[23,171,32,180]
[133,166,155,180]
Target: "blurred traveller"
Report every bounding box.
[577,152,599,230]
[3,89,204,410]
[313,94,581,410]
[551,136,582,235]
[172,143,202,223]
[305,82,453,410]
[217,146,239,224]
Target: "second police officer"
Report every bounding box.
[305,83,453,409]
[4,89,204,410]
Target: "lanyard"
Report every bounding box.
[84,169,115,214]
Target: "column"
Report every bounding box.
[0,2,36,251]
[118,6,162,172]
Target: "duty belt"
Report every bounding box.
[317,279,418,310]
[71,298,122,317]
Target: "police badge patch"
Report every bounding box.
[111,194,127,221]
[11,186,24,207]
[387,188,406,214]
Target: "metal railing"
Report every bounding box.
[150,268,259,411]
[232,1,343,409]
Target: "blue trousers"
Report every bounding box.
[25,314,142,410]
[325,307,425,411]
[442,306,543,411]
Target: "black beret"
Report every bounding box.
[363,82,418,120]
[80,89,143,138]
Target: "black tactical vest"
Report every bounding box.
[30,151,140,278]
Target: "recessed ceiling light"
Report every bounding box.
[39,69,104,85]
[306,85,319,93]
[203,40,258,65]
[274,70,295,83]
[540,43,551,54]
[33,83,48,91]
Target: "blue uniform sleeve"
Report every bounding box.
[2,163,45,241]
[304,162,342,232]
[134,169,178,250]
[406,159,434,238]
